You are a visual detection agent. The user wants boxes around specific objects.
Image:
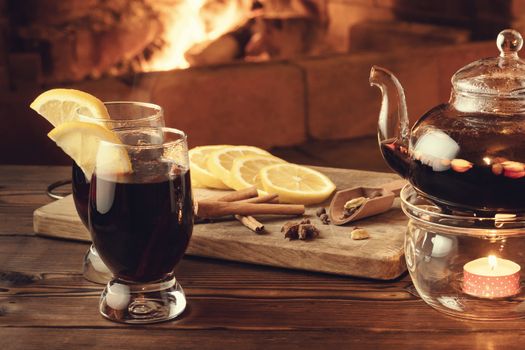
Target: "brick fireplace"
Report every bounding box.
[0,0,520,165]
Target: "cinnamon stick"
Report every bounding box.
[196,201,305,218]
[234,215,265,234]
[202,187,258,203]
[237,194,278,233]
[242,193,279,204]
[236,194,278,233]
[197,188,281,233]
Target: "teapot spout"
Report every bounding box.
[369,66,411,178]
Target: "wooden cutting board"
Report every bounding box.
[33,167,408,280]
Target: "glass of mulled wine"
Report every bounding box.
[89,127,193,324]
[73,101,164,284]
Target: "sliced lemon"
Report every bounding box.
[259,163,336,205]
[207,146,272,189]
[189,145,231,189]
[229,155,286,191]
[30,88,109,127]
[48,121,131,180]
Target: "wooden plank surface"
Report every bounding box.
[6,165,525,350]
[33,167,407,280]
[2,235,525,350]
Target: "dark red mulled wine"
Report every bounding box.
[381,138,525,213]
[72,163,89,227]
[89,168,193,283]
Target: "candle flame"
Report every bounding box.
[488,255,498,270]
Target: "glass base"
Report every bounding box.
[413,276,525,321]
[83,245,113,284]
[99,275,187,324]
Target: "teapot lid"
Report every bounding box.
[452,29,525,98]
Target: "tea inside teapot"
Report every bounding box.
[381,106,525,213]
[372,29,525,214]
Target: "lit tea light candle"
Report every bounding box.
[463,255,521,298]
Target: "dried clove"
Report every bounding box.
[350,227,370,240]
[315,207,326,217]
[339,208,355,220]
[319,213,330,225]
[282,219,319,240]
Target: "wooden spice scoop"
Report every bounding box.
[328,179,407,225]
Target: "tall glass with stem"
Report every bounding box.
[73,102,164,284]
[89,127,193,323]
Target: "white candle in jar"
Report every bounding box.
[463,255,521,298]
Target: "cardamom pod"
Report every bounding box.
[344,196,367,211]
[350,227,370,240]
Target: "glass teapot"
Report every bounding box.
[370,29,525,213]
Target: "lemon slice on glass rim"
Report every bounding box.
[30,88,109,127]
[206,146,273,189]
[48,121,131,180]
[259,163,336,205]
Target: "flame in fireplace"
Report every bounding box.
[146,0,251,71]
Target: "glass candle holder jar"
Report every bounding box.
[401,185,525,320]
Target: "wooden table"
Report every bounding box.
[1,165,524,350]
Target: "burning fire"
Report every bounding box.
[145,0,252,71]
